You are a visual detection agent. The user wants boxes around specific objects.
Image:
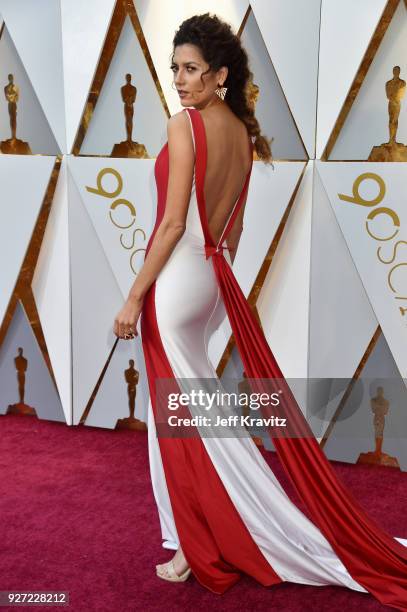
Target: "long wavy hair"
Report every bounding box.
[172,13,274,166]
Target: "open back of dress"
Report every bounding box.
[185,107,253,250]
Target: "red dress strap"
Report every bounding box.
[183,108,210,244]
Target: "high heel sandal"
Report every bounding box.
[156,559,191,582]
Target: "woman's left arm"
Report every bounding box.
[113,111,194,339]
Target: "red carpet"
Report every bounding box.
[0,413,405,611]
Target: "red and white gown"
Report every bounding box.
[141,107,407,608]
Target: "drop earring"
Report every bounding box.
[215,83,227,100]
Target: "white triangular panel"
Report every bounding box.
[235,162,306,298]
[68,156,156,296]
[310,166,378,378]
[317,161,407,380]
[0,25,59,153]
[86,335,149,428]
[316,0,387,159]
[257,161,312,381]
[0,155,55,326]
[67,159,148,425]
[208,161,306,368]
[250,0,320,158]
[80,16,168,156]
[61,0,116,153]
[330,1,407,160]
[0,300,65,421]
[0,0,67,151]
[307,165,379,439]
[240,9,306,159]
[134,0,249,116]
[32,157,72,425]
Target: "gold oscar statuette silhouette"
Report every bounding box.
[111,74,149,158]
[0,74,32,154]
[369,66,407,161]
[357,386,399,468]
[238,370,263,447]
[7,347,37,416]
[115,359,147,431]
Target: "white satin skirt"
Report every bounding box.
[145,224,373,592]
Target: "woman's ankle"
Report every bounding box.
[173,547,189,572]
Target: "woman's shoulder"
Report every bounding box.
[166,109,193,137]
[167,109,191,125]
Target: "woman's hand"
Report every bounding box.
[113,295,143,340]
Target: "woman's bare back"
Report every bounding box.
[198,105,252,246]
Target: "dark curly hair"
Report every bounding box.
[172,13,274,166]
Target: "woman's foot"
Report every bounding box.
[156,546,190,580]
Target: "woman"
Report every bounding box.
[113,13,407,609]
